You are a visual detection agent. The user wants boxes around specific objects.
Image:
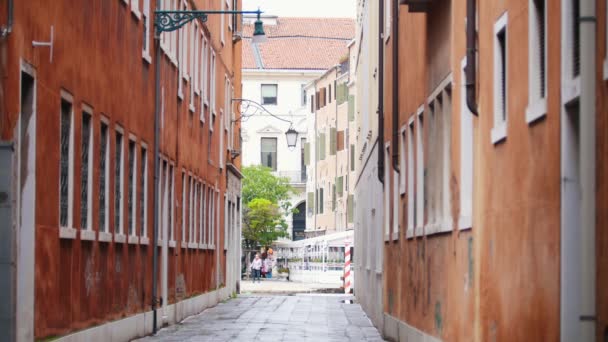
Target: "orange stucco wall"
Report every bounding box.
[383,0,606,340]
[0,0,240,339]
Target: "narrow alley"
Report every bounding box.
[137,293,385,342]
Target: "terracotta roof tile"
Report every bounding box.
[242,17,355,70]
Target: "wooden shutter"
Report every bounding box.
[347,194,354,223]
[330,127,337,155]
[348,95,355,121]
[337,130,345,151]
[304,142,310,166]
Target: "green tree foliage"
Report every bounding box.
[242,198,289,249]
[241,165,296,249]
[242,165,296,212]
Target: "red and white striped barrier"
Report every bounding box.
[344,241,352,294]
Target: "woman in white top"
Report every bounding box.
[250,253,262,283]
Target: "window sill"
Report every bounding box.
[131,8,141,20]
[183,74,189,82]
[604,59,608,81]
[142,51,152,64]
[391,231,399,241]
[491,123,507,145]
[406,228,414,239]
[128,235,139,244]
[458,215,472,231]
[170,55,178,68]
[59,227,77,239]
[188,242,198,249]
[415,225,424,237]
[157,239,163,246]
[140,236,150,245]
[562,77,580,105]
[424,221,453,236]
[209,244,216,250]
[189,104,196,113]
[169,240,176,248]
[99,232,113,243]
[81,229,96,241]
[384,232,390,242]
[178,90,184,101]
[115,234,127,244]
[199,243,207,249]
[525,98,547,124]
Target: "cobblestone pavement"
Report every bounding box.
[136,294,386,342]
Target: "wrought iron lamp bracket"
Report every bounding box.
[154,9,262,34]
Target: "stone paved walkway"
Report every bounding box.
[136,294,386,342]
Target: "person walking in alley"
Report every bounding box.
[250,253,262,283]
[264,255,274,279]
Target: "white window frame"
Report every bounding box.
[114,126,126,243]
[59,91,76,239]
[392,167,399,241]
[199,183,206,249]
[99,116,112,242]
[384,0,391,43]
[406,117,415,238]
[131,0,141,19]
[158,159,168,245]
[224,195,228,250]
[168,164,176,247]
[189,22,197,112]
[80,105,94,240]
[142,0,152,63]
[140,143,149,244]
[605,0,608,80]
[226,0,232,31]
[181,170,187,248]
[201,36,209,114]
[209,188,215,249]
[459,58,474,230]
[219,109,225,169]
[170,0,178,65]
[526,0,548,123]
[492,13,508,144]
[210,50,217,119]
[220,0,226,45]
[384,142,390,242]
[561,0,581,104]
[399,126,406,195]
[415,105,424,237]
[127,135,138,243]
[188,174,196,248]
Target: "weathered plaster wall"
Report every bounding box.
[0,0,240,339]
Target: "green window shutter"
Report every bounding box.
[304,142,310,166]
[337,176,344,196]
[320,133,326,160]
[350,144,355,171]
[330,127,337,155]
[347,194,354,223]
[348,95,355,122]
[308,192,314,214]
[332,184,336,211]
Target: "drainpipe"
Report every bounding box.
[465,0,478,115]
[151,8,162,334]
[335,67,339,232]
[579,0,596,339]
[391,0,399,173]
[0,0,13,38]
[377,0,385,184]
[313,80,318,233]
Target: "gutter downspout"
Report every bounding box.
[1,0,13,38]
[335,67,339,232]
[391,0,400,173]
[579,0,596,339]
[314,80,318,233]
[465,0,478,115]
[151,10,162,334]
[377,0,385,184]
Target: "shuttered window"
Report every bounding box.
[304,142,310,166]
[319,133,326,160]
[260,137,277,170]
[336,176,344,196]
[347,194,354,223]
[337,130,345,151]
[330,127,337,155]
[348,95,355,121]
[350,145,355,171]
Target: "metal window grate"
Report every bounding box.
[140,147,146,236]
[60,100,71,227]
[128,140,135,235]
[115,131,123,233]
[80,113,91,229]
[100,123,108,232]
[572,0,580,77]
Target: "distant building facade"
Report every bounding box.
[241,16,354,241]
[0,0,242,340]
